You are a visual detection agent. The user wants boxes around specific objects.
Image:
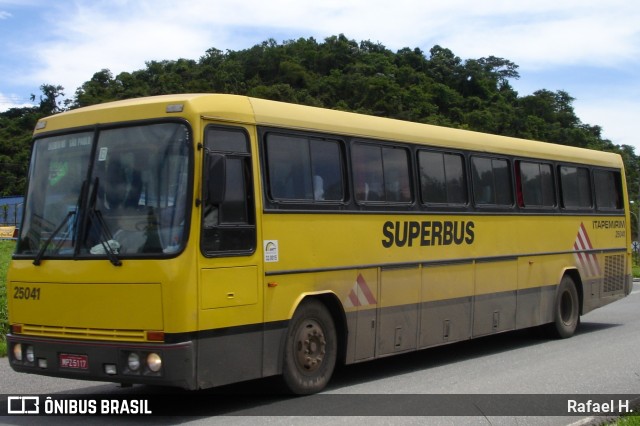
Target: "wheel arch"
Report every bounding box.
[560,268,584,315]
[287,292,348,366]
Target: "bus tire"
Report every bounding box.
[548,275,580,339]
[282,299,337,395]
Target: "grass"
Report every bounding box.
[615,411,640,425]
[0,240,15,357]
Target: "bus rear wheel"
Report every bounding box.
[549,275,580,339]
[282,299,337,395]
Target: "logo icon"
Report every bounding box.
[263,240,279,263]
[7,396,40,414]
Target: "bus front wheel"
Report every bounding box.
[282,299,337,395]
[549,275,580,339]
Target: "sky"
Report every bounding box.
[1,0,639,151]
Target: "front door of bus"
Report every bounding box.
[197,124,263,388]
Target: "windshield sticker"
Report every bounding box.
[47,140,67,150]
[46,135,91,151]
[48,161,68,186]
[98,147,108,161]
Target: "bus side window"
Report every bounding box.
[265,133,345,203]
[310,139,344,201]
[352,143,411,204]
[517,161,555,208]
[267,134,312,200]
[594,169,623,210]
[202,126,255,255]
[559,165,592,209]
[352,144,384,202]
[418,150,467,205]
[471,156,513,207]
[383,147,411,202]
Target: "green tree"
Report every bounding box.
[31,84,69,115]
[0,84,69,195]
[0,35,636,204]
[74,69,119,107]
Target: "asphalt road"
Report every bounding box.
[1,282,639,425]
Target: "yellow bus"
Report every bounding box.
[7,94,632,394]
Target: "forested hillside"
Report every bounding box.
[1,34,637,198]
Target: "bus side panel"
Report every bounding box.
[472,259,517,336]
[351,268,378,362]
[377,266,420,356]
[196,266,264,389]
[419,262,473,348]
[516,255,571,328]
[582,250,629,314]
[575,217,629,313]
[196,328,265,389]
[262,323,288,377]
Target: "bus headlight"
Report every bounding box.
[25,345,35,363]
[127,352,141,371]
[146,353,162,372]
[13,343,22,361]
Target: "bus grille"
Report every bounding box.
[603,254,625,294]
[20,324,147,342]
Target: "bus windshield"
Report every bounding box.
[16,122,191,261]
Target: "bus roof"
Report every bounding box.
[35,93,622,168]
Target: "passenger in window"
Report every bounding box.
[355,179,371,201]
[361,170,383,201]
[387,170,411,202]
[353,159,369,201]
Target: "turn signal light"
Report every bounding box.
[146,331,164,342]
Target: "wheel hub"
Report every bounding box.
[295,320,326,372]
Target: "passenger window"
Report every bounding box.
[266,134,312,200]
[352,144,384,202]
[310,140,344,201]
[201,126,255,255]
[560,166,592,209]
[352,143,411,203]
[265,134,345,202]
[517,161,555,208]
[471,156,513,206]
[419,150,466,205]
[205,128,249,153]
[594,170,623,210]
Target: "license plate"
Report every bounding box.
[59,353,88,370]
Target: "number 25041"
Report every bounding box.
[13,286,41,300]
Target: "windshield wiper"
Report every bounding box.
[32,210,76,266]
[85,177,122,266]
[32,179,87,266]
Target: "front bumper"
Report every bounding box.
[6,334,196,390]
